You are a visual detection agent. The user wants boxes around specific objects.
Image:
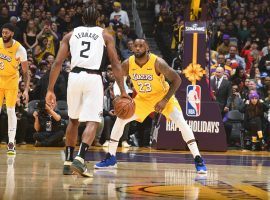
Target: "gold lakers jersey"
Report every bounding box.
[0,38,20,89]
[128,53,181,122]
[128,53,170,100]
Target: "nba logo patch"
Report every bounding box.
[186,85,201,117]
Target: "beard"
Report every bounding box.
[134,51,146,58]
[3,36,12,43]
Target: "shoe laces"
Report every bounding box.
[101,153,112,163]
[8,142,15,149]
[195,156,204,166]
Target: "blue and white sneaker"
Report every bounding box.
[94,153,117,169]
[194,155,207,174]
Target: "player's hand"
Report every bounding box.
[120,92,132,101]
[109,110,115,116]
[154,99,168,113]
[46,90,56,109]
[22,90,29,104]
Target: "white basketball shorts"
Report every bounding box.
[67,72,103,122]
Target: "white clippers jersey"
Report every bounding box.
[69,26,105,70]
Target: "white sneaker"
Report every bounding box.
[102,140,110,147]
[122,141,130,148]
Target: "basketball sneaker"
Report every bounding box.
[94,153,117,169]
[194,155,207,174]
[7,142,16,155]
[63,161,73,175]
[70,156,92,177]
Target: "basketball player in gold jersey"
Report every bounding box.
[95,38,207,173]
[0,23,29,154]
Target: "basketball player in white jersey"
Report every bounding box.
[46,6,129,177]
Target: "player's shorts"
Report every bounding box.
[67,72,103,122]
[0,88,18,108]
[134,94,181,122]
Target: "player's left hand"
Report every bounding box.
[120,92,132,101]
[22,90,29,104]
[154,99,168,113]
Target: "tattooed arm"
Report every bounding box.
[154,57,181,112]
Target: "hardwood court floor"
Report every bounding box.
[0,145,270,200]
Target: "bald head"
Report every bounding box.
[215,66,224,78]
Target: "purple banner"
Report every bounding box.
[156,22,227,152]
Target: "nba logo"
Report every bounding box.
[186,85,201,117]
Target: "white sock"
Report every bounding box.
[7,107,17,144]
[170,108,200,158]
[108,141,118,156]
[187,141,200,158]
[108,115,136,156]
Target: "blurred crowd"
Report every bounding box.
[153,0,270,151]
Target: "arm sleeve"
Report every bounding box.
[16,45,27,62]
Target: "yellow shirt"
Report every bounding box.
[128,53,169,100]
[0,38,20,89]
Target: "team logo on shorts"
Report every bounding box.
[186,85,201,117]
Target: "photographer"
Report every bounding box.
[15,90,28,144]
[224,84,245,113]
[33,100,64,147]
[223,84,245,146]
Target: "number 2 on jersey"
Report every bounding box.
[80,41,91,58]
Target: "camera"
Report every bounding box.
[20,95,24,104]
[37,100,46,111]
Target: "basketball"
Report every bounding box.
[113,97,135,119]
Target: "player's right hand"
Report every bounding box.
[46,90,56,109]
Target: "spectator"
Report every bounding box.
[10,16,23,43]
[241,40,262,74]
[121,38,133,59]
[210,66,232,116]
[23,19,38,51]
[171,16,184,52]
[261,38,270,56]
[217,34,231,55]
[171,52,182,74]
[114,25,128,53]
[33,36,51,63]
[36,23,59,56]
[17,11,28,33]
[225,45,246,69]
[0,6,9,27]
[109,1,130,29]
[237,18,250,47]
[210,54,233,78]
[243,91,267,151]
[258,47,270,74]
[33,100,64,147]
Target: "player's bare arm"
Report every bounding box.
[121,59,129,76]
[103,30,129,98]
[154,57,181,113]
[156,57,181,101]
[46,32,72,107]
[21,60,30,103]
